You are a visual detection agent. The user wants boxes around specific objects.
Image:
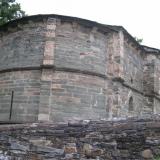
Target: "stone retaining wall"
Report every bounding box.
[1,117,160,159]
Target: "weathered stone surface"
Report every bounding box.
[0,117,160,159]
[0,14,160,122]
[29,139,52,146]
[64,143,77,154]
[141,149,153,159]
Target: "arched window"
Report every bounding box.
[129,97,134,111]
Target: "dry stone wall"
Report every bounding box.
[1,117,160,159]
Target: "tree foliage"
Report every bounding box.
[134,37,143,44]
[0,0,25,25]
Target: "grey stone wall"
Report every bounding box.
[123,41,143,92]
[0,21,45,122]
[143,53,160,114]
[154,58,160,96]
[107,80,143,118]
[0,22,46,70]
[0,15,160,122]
[106,31,145,118]
[154,98,160,113]
[55,21,107,75]
[0,70,41,122]
[50,71,107,122]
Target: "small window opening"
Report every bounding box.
[129,96,134,111]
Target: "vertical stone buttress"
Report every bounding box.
[143,54,160,114]
[153,58,160,113]
[38,18,56,121]
[143,55,154,114]
[107,31,124,118]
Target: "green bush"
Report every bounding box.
[154,156,160,160]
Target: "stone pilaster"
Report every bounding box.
[107,31,124,80]
[43,18,56,65]
[106,31,124,119]
[38,18,56,121]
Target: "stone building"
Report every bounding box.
[0,14,160,122]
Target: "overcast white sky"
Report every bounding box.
[17,0,160,49]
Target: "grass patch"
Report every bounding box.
[154,156,160,160]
